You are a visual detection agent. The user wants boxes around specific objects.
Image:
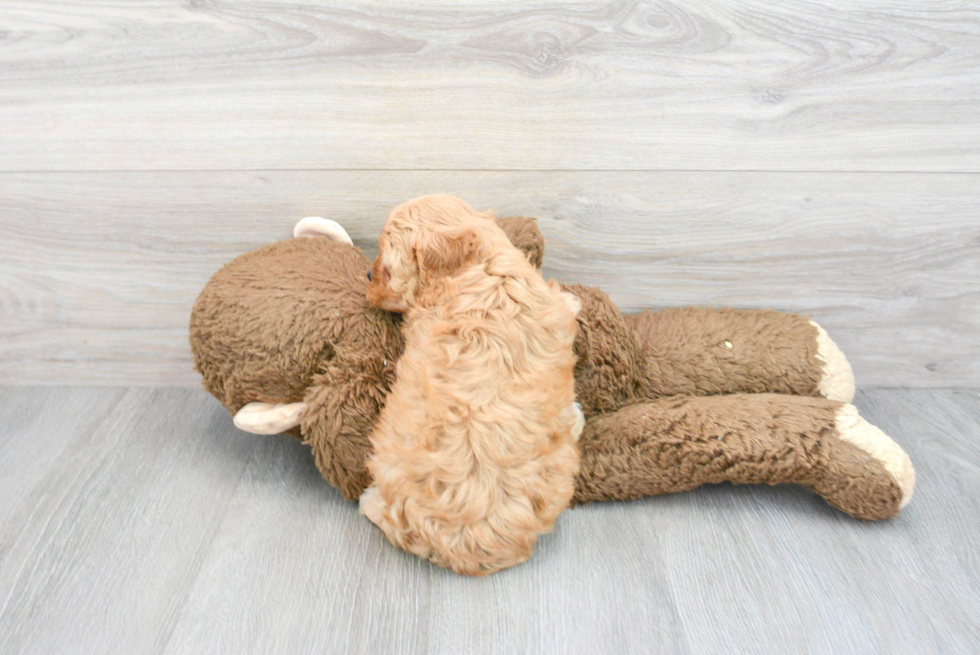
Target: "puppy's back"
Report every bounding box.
[363,233,582,576]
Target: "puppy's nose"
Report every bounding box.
[367,270,373,281]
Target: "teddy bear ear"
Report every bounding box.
[293,217,353,245]
[233,402,308,435]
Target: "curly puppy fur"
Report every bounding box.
[360,195,583,576]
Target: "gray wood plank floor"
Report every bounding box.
[2,3,977,653]
[1,387,977,654]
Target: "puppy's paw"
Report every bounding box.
[359,485,388,528]
[361,481,412,534]
[561,290,582,317]
[561,401,585,442]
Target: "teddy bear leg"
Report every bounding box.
[625,307,855,402]
[573,393,913,520]
[823,403,915,511]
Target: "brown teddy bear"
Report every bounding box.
[190,215,914,521]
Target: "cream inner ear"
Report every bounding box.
[293,217,353,245]
[233,402,308,435]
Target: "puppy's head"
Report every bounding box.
[367,195,492,312]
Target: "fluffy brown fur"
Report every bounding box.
[190,216,913,524]
[359,195,582,576]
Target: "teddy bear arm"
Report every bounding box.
[625,307,855,402]
[572,393,913,520]
[300,350,398,502]
[300,378,374,501]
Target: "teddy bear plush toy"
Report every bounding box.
[190,214,914,521]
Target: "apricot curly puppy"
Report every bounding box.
[361,194,583,576]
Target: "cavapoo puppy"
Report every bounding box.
[361,194,583,576]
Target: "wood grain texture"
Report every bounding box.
[0,0,977,172]
[2,2,976,651]
[0,388,259,654]
[1,170,977,387]
[0,387,978,653]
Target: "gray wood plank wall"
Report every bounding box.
[1,1,978,387]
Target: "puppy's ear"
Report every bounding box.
[414,228,483,279]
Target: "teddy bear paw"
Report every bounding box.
[835,403,915,509]
[810,320,856,403]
